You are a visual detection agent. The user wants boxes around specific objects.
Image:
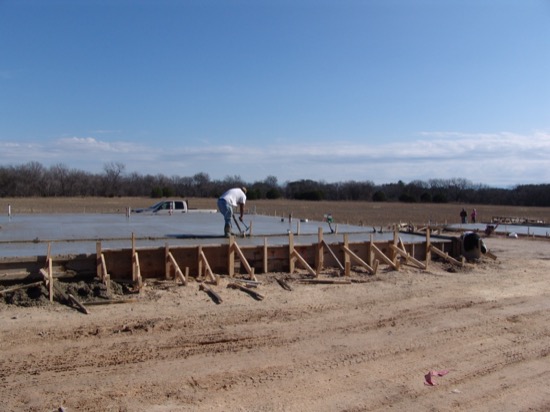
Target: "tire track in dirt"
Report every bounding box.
[2,243,550,411]
[160,288,550,411]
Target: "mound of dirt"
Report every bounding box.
[1,279,125,308]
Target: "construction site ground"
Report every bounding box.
[1,198,550,411]
[1,234,549,411]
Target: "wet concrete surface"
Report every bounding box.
[0,212,430,258]
[447,223,550,237]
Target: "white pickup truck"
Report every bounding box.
[133,200,216,214]
[133,200,187,214]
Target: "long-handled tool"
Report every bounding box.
[232,215,250,236]
[232,215,244,235]
[240,219,250,232]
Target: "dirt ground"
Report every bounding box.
[3,197,550,227]
[1,199,549,411]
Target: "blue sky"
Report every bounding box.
[1,0,549,188]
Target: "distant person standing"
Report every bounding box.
[471,208,477,223]
[460,208,467,224]
[217,187,247,237]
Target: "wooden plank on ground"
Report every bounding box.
[298,279,352,285]
[0,281,43,296]
[199,283,223,304]
[227,282,265,301]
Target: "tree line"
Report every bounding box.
[1,161,549,207]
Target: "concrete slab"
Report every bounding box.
[0,211,436,258]
[446,223,550,237]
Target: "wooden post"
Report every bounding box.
[100,253,111,295]
[425,228,431,269]
[369,234,374,267]
[42,243,54,302]
[263,237,268,274]
[47,254,53,302]
[198,245,203,280]
[132,232,136,282]
[96,241,102,280]
[228,236,235,278]
[316,227,324,275]
[95,241,110,294]
[134,251,142,288]
[343,234,351,276]
[289,232,295,273]
[165,243,171,280]
[131,233,142,289]
[392,226,399,267]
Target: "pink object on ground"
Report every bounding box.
[424,369,450,386]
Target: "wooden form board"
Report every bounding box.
[94,233,458,283]
[0,231,461,285]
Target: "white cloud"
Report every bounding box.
[1,131,549,187]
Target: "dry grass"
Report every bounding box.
[1,197,549,227]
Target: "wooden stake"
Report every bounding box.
[167,251,187,285]
[228,236,235,278]
[426,228,431,269]
[343,234,351,276]
[321,239,345,271]
[67,293,90,314]
[230,241,257,281]
[371,243,398,270]
[342,244,375,274]
[263,237,268,274]
[389,243,426,270]
[316,227,324,274]
[288,232,295,273]
[198,247,219,284]
[429,244,464,267]
[131,233,143,289]
[291,249,317,277]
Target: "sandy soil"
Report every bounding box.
[1,232,549,411]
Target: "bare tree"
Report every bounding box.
[102,162,126,197]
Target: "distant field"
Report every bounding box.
[2,197,549,227]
